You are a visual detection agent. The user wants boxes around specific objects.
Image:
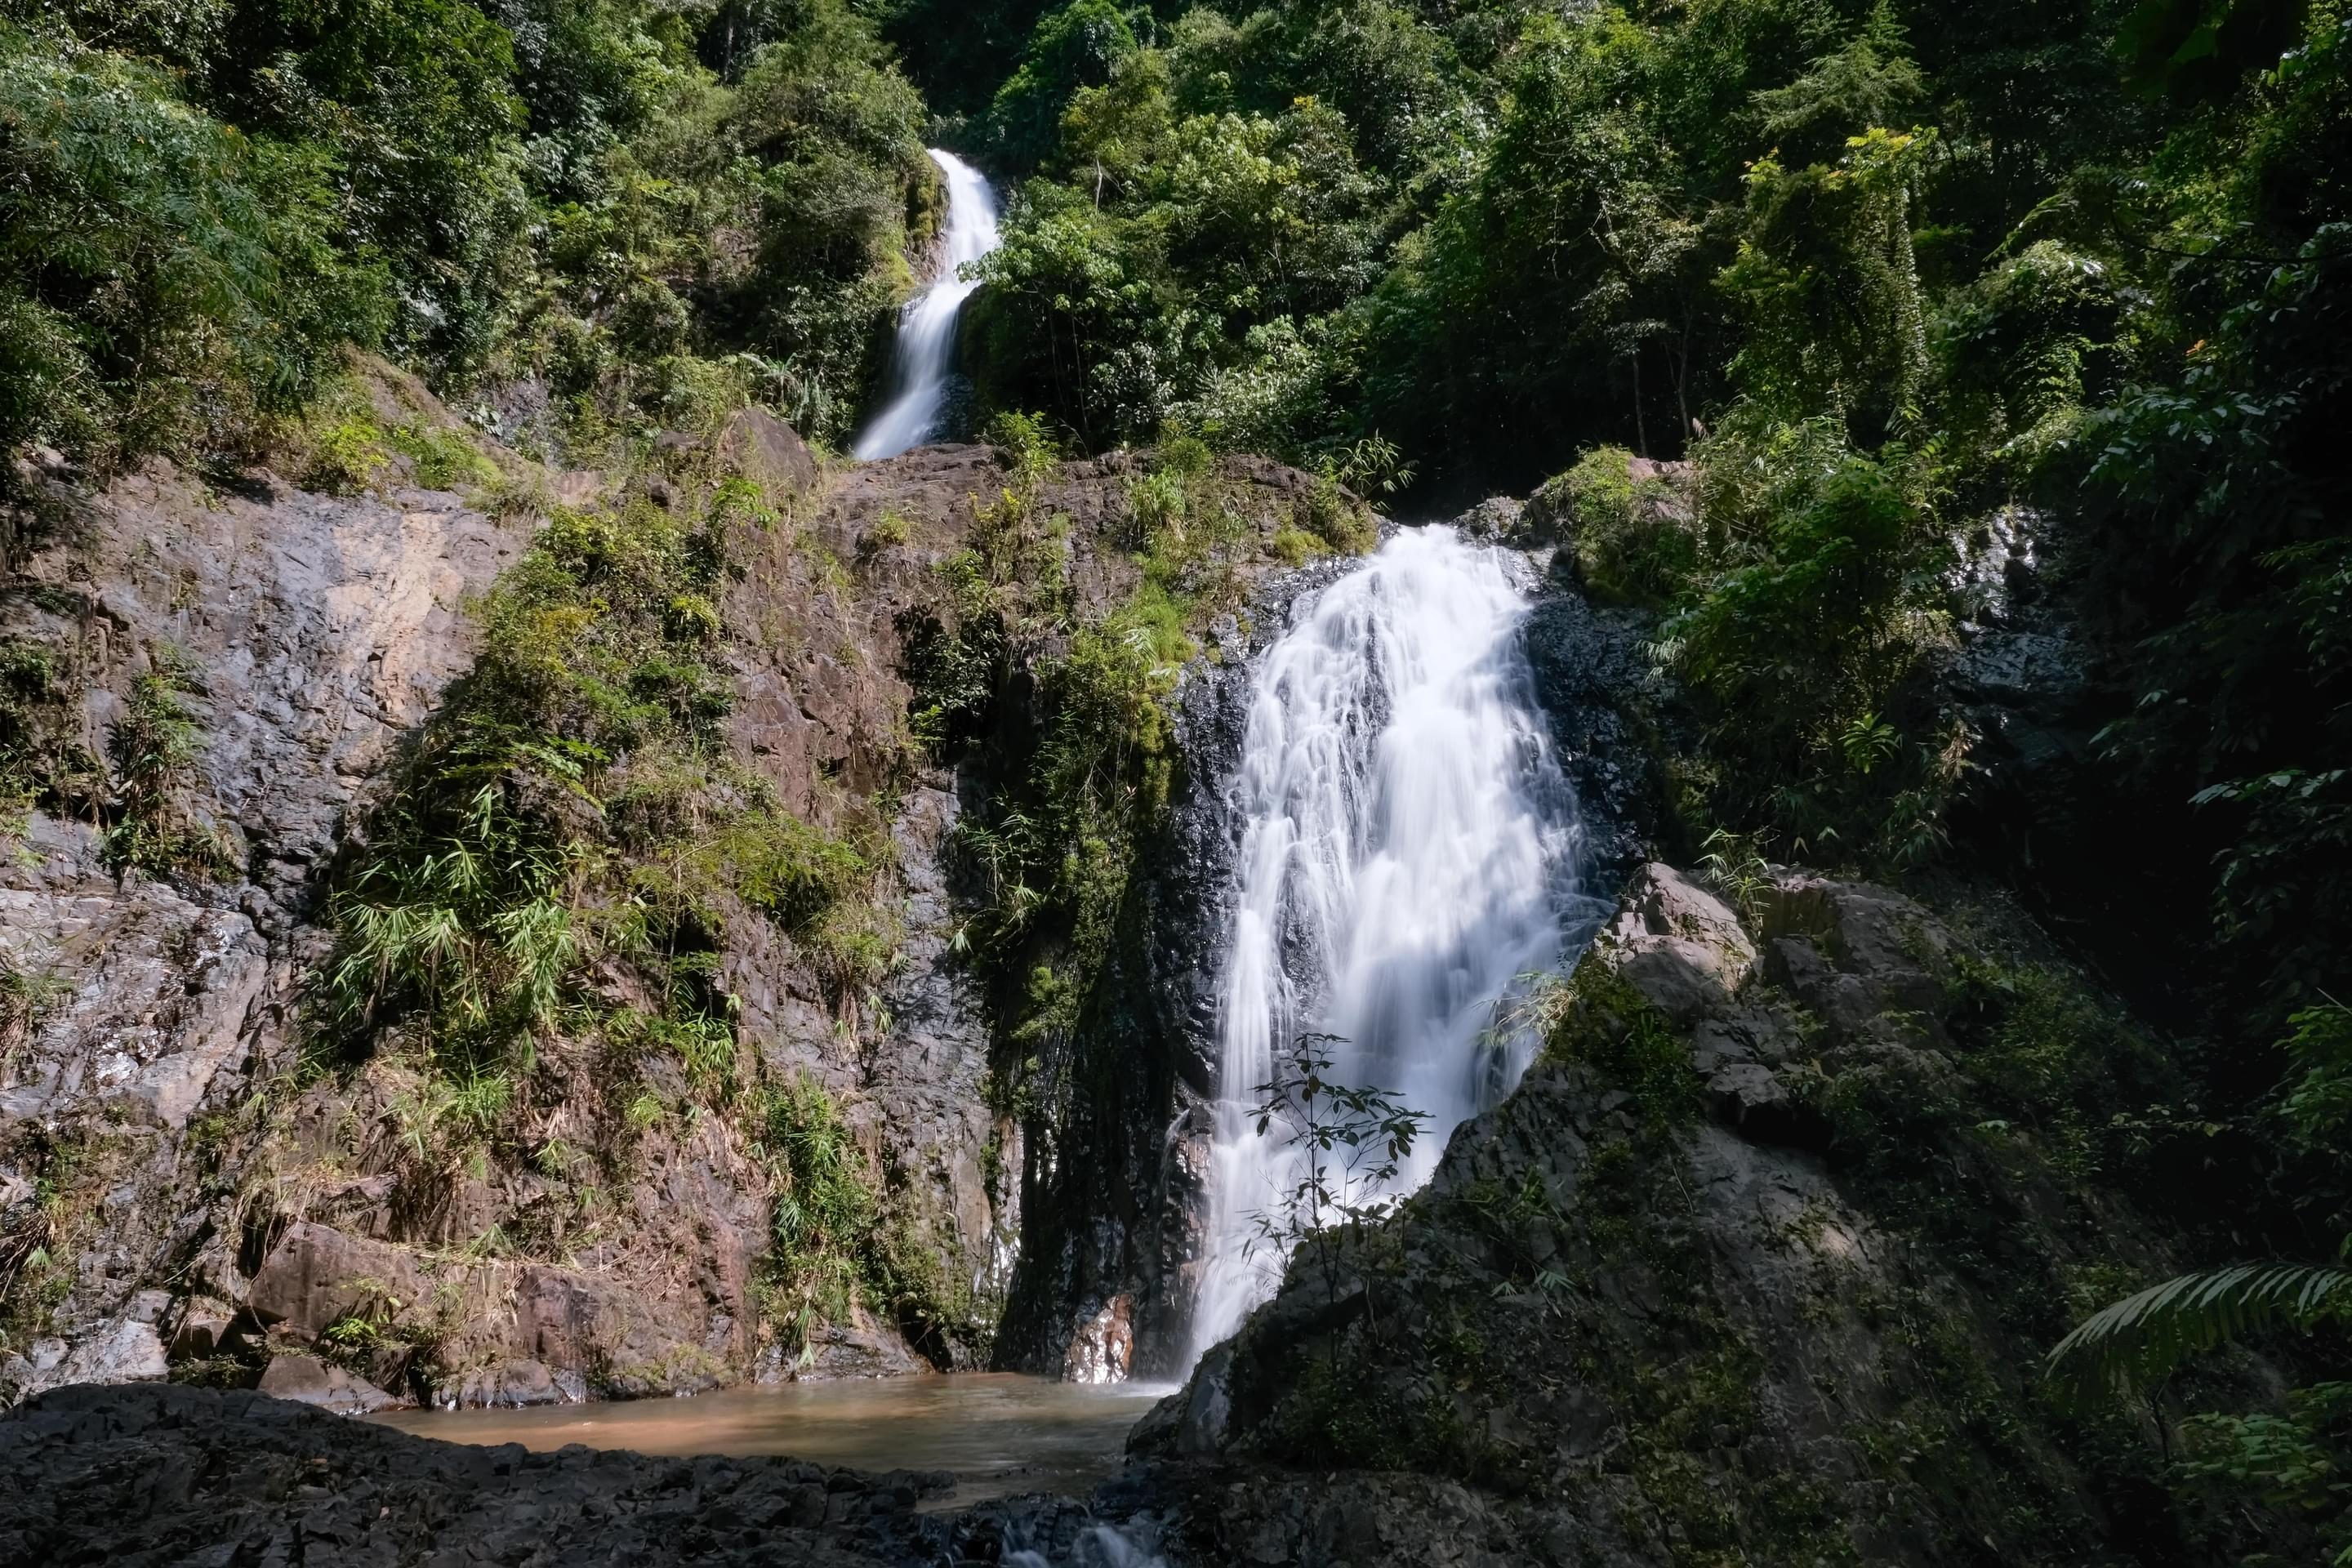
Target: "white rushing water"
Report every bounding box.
[1005,1524,1166,1568]
[1189,526,1597,1360]
[853,149,1002,461]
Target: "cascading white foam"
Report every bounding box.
[1005,1523,1166,1568]
[1189,526,1595,1361]
[853,149,1002,461]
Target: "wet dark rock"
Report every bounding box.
[1452,496,1524,541]
[989,550,1356,1381]
[0,1383,957,1567]
[1517,577,1665,880]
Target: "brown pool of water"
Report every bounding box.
[372,1373,1174,1508]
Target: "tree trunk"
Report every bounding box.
[1631,348,1650,459]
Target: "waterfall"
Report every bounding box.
[1188,526,1597,1361]
[853,149,1002,461]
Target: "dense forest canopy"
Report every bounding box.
[5,0,2352,1548]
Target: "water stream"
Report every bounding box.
[853,149,1002,460]
[375,1373,1169,1510]
[1189,525,1598,1359]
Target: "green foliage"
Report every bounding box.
[0,638,101,840]
[915,438,1192,1037]
[1722,123,1937,441]
[755,1073,880,1344]
[292,377,503,495]
[968,38,1387,452]
[985,0,1136,170]
[389,420,501,491]
[0,953,66,1070]
[2047,1263,2352,1405]
[2178,1382,2352,1563]
[2048,1001,2352,1552]
[1665,442,1962,860]
[0,25,386,474]
[7,0,933,470]
[1244,1031,1429,1308]
[0,1125,101,1352]
[207,0,530,372]
[323,447,878,1176]
[301,419,391,497]
[1537,951,1698,1125]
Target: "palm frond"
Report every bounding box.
[2047,1263,2352,1405]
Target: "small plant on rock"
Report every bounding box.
[1245,1031,1429,1333]
[104,647,237,880]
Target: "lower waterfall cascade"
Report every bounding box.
[1187,524,1604,1361]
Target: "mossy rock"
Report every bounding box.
[1524,447,1698,608]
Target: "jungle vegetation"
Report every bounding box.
[7,0,2351,1548]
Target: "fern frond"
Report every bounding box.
[2047,1263,2352,1405]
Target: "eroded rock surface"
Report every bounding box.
[0,403,529,1405]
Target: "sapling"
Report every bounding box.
[1244,1031,1430,1354]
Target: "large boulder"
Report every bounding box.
[1593,860,1757,1021]
[247,1222,427,1341]
[719,406,819,500]
[1134,864,2244,1566]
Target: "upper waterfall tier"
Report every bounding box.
[853,149,1001,461]
[1188,525,1600,1361]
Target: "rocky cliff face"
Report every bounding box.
[0,376,529,1404]
[0,380,1357,1414]
[1129,859,2270,1566]
[926,460,1356,1383]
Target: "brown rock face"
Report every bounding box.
[247,1223,426,1339]
[719,407,819,497]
